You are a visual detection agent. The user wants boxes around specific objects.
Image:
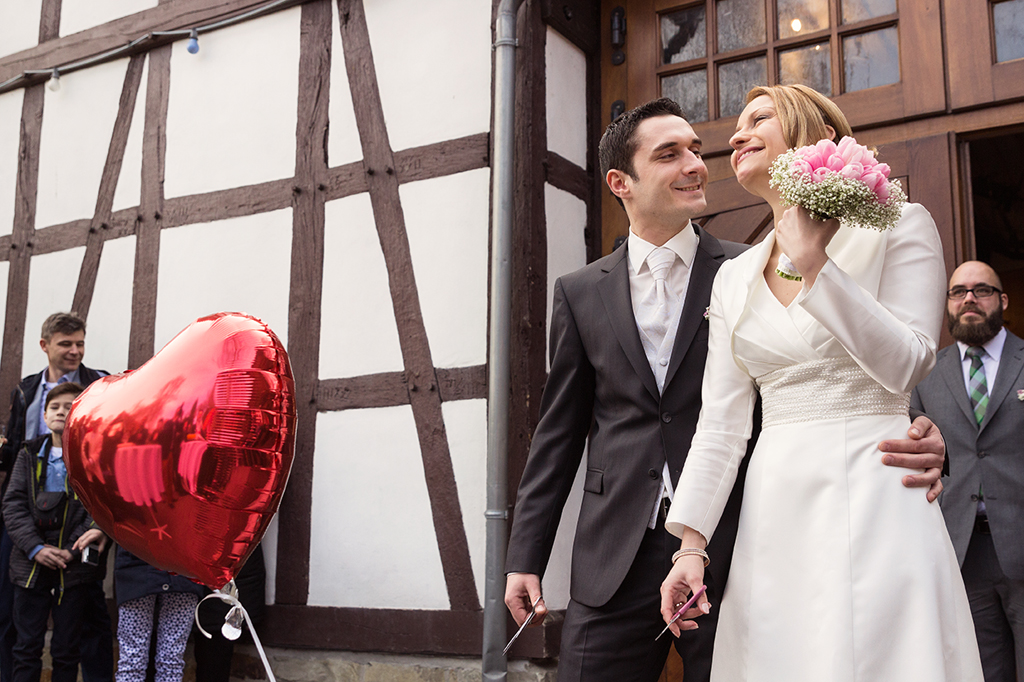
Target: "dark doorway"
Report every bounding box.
[969,131,1024,338]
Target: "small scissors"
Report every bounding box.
[503,595,542,655]
[655,584,708,640]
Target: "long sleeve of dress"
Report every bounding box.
[665,203,945,544]
[794,203,946,394]
[665,263,758,543]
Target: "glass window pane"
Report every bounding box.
[662,70,709,122]
[843,27,900,92]
[841,0,896,24]
[662,6,707,64]
[717,0,766,52]
[994,0,1024,63]
[718,57,767,117]
[777,0,829,39]
[779,42,832,95]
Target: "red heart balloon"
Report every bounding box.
[63,312,295,589]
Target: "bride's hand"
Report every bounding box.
[660,555,711,638]
[776,206,840,286]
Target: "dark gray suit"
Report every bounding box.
[911,330,1024,682]
[506,225,752,681]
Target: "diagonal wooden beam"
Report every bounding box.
[73,54,146,319]
[128,45,170,370]
[0,0,307,90]
[0,86,46,419]
[274,0,332,606]
[338,0,480,612]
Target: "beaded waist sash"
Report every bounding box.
[754,356,910,429]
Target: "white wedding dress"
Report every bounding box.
[666,203,983,681]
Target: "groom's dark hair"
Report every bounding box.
[599,97,686,183]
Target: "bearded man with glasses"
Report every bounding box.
[912,260,1024,682]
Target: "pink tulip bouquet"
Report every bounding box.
[768,136,907,280]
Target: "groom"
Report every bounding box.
[504,98,946,681]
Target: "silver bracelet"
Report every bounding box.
[671,548,710,567]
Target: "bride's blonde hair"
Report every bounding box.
[747,84,853,149]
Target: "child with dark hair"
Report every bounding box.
[1,382,106,682]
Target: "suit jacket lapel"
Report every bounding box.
[664,229,722,389]
[597,245,661,401]
[938,346,977,426]
[981,331,1024,431]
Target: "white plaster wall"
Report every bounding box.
[22,247,85,378]
[308,406,449,609]
[0,262,10,358]
[540,183,588,608]
[0,89,24,238]
[327,1,363,168]
[320,193,403,378]
[546,29,588,169]
[85,235,136,374]
[154,210,292,353]
[112,54,148,213]
[444,398,487,601]
[164,8,300,199]
[545,184,588,361]
[365,0,491,152]
[35,58,128,229]
[60,0,157,37]
[400,168,489,369]
[0,0,42,59]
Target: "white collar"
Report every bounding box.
[957,326,1007,362]
[626,222,699,274]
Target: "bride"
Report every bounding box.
[659,84,983,681]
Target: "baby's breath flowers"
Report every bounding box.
[769,136,907,280]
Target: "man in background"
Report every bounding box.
[0,312,113,682]
[912,261,1024,682]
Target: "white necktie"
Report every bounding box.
[638,246,679,353]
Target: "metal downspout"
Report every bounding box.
[484,0,525,680]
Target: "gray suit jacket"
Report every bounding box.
[505,225,752,607]
[911,330,1024,580]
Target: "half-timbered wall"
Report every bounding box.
[0,0,508,657]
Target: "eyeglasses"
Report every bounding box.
[947,285,1002,300]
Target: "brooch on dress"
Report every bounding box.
[703,306,710,320]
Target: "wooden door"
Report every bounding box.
[599,0,948,253]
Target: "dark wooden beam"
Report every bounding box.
[275,0,332,607]
[260,605,563,659]
[315,365,487,411]
[508,0,550,529]
[338,0,479,612]
[544,151,589,202]
[73,54,145,319]
[38,0,63,44]
[0,86,45,419]
[128,45,170,370]
[0,0,308,90]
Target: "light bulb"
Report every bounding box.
[791,18,802,32]
[186,29,200,54]
[47,69,60,92]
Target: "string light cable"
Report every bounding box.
[0,0,293,93]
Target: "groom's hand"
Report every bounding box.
[504,573,547,627]
[879,415,945,502]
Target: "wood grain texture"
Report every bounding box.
[507,0,551,523]
[260,604,563,658]
[338,0,479,612]
[275,0,332,607]
[38,0,62,42]
[544,150,590,202]
[316,365,487,411]
[128,45,170,370]
[73,54,145,319]
[0,86,45,419]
